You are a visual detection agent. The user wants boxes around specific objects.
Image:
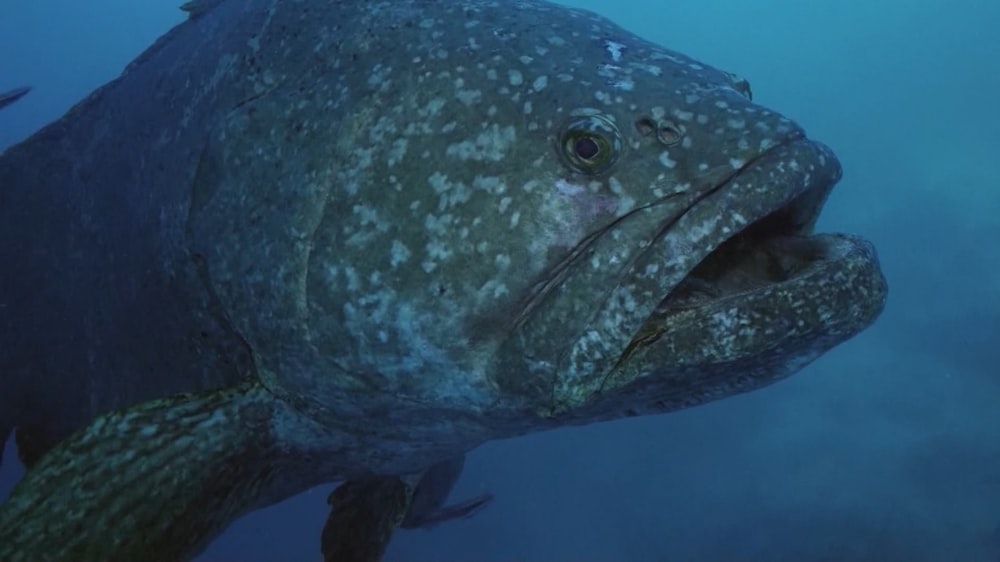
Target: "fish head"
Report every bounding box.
[460,12,890,423]
[186,0,886,448]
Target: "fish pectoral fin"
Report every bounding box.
[320,456,496,561]
[0,380,278,562]
[322,476,413,562]
[401,492,495,529]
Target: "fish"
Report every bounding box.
[0,1,887,559]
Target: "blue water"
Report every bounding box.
[2,1,998,560]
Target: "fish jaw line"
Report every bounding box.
[588,233,887,420]
[547,137,846,416]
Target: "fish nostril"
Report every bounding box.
[635,117,683,146]
[634,117,657,137]
[655,122,683,146]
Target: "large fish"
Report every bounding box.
[0,0,887,560]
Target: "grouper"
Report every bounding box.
[0,0,887,559]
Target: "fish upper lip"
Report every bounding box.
[653,134,841,280]
[507,134,818,336]
[581,136,844,376]
[515,135,838,344]
[573,138,885,407]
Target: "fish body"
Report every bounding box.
[0,1,887,560]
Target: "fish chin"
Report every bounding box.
[604,229,887,415]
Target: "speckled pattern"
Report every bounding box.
[0,0,887,559]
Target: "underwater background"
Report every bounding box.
[1,0,997,560]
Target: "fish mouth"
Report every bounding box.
[653,189,830,318]
[603,137,888,394]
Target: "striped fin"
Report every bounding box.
[0,381,279,561]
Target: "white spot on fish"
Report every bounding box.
[446,125,516,161]
[387,138,408,167]
[480,279,509,299]
[456,87,482,106]
[425,240,452,261]
[555,178,585,196]
[604,40,626,62]
[611,78,634,91]
[510,210,521,229]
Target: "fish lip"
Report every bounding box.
[594,232,887,409]
[651,136,843,297]
[579,136,889,406]
[604,137,876,376]
[594,137,849,372]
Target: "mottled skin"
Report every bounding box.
[0,0,887,560]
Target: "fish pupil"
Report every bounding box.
[575,136,600,160]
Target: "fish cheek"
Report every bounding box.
[184,100,335,360]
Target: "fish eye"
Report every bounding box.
[559,114,623,175]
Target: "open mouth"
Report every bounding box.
[653,186,830,317]
[606,175,843,373]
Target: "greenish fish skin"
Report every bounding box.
[0,0,888,559]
